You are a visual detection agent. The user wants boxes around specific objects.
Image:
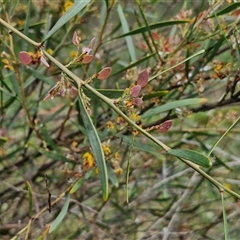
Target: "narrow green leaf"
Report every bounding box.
[29,142,74,163]
[168,149,212,167]
[233,30,240,66]
[42,0,90,41]
[208,116,240,157]
[115,20,189,38]
[0,137,8,146]
[221,191,229,240]
[66,229,82,240]
[42,104,68,124]
[104,0,109,8]
[208,2,240,18]
[49,194,70,233]
[18,21,46,31]
[26,181,33,217]
[149,50,205,82]
[112,53,156,76]
[78,90,108,200]
[136,0,159,59]
[23,0,31,46]
[24,67,54,86]
[70,178,84,194]
[122,136,163,159]
[143,90,169,100]
[141,98,207,119]
[0,87,15,97]
[37,227,50,240]
[84,89,124,99]
[117,3,137,62]
[107,164,119,187]
[39,125,59,152]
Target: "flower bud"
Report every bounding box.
[72,31,81,46]
[40,56,50,67]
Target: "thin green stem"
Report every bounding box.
[0,18,40,47]
[208,116,240,157]
[182,158,240,199]
[149,49,205,82]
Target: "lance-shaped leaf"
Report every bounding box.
[42,0,90,41]
[70,178,84,194]
[29,142,74,163]
[115,20,190,38]
[141,98,207,119]
[78,90,108,200]
[26,181,33,217]
[49,194,70,233]
[168,149,212,168]
[143,90,169,100]
[208,2,240,18]
[117,3,137,62]
[111,53,156,76]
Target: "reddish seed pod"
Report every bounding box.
[97,67,112,80]
[137,69,149,88]
[18,51,32,65]
[70,87,78,96]
[132,97,143,106]
[158,120,173,133]
[130,85,141,97]
[82,55,94,64]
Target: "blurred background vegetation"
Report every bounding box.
[1,0,240,239]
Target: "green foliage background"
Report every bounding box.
[1,0,240,239]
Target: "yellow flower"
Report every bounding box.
[102,144,111,155]
[2,59,9,65]
[0,147,6,158]
[16,19,24,27]
[224,183,232,190]
[130,113,140,122]
[46,48,53,55]
[70,51,77,59]
[95,167,99,175]
[133,130,139,136]
[214,63,223,73]
[83,152,94,170]
[117,117,125,124]
[63,0,73,12]
[114,168,123,175]
[2,59,14,71]
[114,152,120,160]
[107,121,114,130]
